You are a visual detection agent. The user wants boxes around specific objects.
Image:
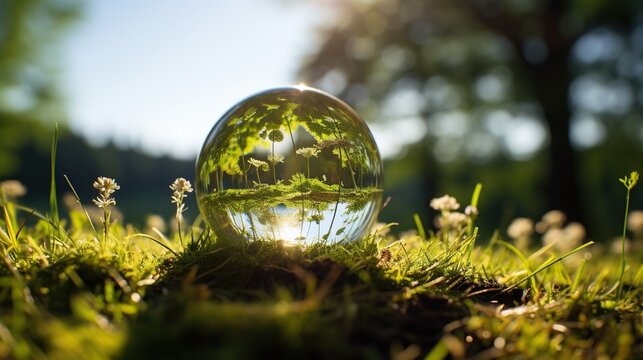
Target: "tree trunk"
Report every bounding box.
[529,51,584,223]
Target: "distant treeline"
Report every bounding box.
[4,123,196,226]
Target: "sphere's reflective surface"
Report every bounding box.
[196,87,382,245]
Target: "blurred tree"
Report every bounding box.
[0,0,82,176]
[300,0,643,226]
[0,0,196,226]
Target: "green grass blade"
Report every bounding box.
[49,123,60,240]
[495,239,537,290]
[466,226,478,264]
[14,204,76,247]
[63,174,98,237]
[467,183,482,236]
[2,206,18,250]
[413,213,426,241]
[424,339,448,360]
[0,225,10,248]
[125,234,179,257]
[502,241,595,294]
[570,258,586,294]
[470,183,482,208]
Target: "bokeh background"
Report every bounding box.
[1,0,642,241]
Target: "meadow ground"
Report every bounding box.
[0,170,641,359]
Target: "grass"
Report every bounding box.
[0,165,641,359]
[201,173,382,213]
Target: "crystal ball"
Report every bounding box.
[195,86,383,245]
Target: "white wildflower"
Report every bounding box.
[93,177,120,195]
[170,177,193,244]
[267,153,285,165]
[296,147,320,159]
[627,210,643,235]
[92,176,120,242]
[146,214,167,233]
[563,222,586,247]
[430,195,460,212]
[507,218,534,240]
[93,197,116,209]
[307,213,324,224]
[439,212,468,228]
[610,238,632,254]
[535,221,548,234]
[542,210,566,228]
[0,180,27,199]
[465,205,478,216]
[92,177,120,208]
[170,178,193,215]
[543,222,586,253]
[247,158,269,171]
[543,228,565,247]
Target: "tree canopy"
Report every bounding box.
[0,0,82,176]
[300,0,643,235]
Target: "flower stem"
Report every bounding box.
[177,214,183,247]
[103,208,110,249]
[617,188,631,300]
[272,141,277,184]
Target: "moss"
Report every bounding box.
[0,206,641,359]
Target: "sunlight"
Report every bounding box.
[276,216,304,246]
[294,82,310,91]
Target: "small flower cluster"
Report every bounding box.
[429,194,474,237]
[440,212,468,228]
[608,209,643,254]
[296,147,320,159]
[267,153,285,165]
[507,218,534,248]
[628,210,643,238]
[0,180,27,204]
[170,177,193,216]
[248,157,269,171]
[92,177,120,209]
[0,180,27,198]
[430,195,460,212]
[506,210,587,253]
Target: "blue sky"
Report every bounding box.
[64,0,327,159]
[60,1,627,163]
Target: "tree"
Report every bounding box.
[300,0,643,224]
[0,0,82,176]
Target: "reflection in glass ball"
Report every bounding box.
[195,86,383,246]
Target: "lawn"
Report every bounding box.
[0,170,640,360]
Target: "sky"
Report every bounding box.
[61,0,609,163]
[64,0,329,160]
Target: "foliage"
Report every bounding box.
[0,0,83,176]
[300,0,643,237]
[196,88,380,190]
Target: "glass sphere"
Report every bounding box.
[195,86,382,246]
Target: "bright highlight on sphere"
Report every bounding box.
[195,86,383,246]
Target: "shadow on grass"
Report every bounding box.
[117,237,525,359]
